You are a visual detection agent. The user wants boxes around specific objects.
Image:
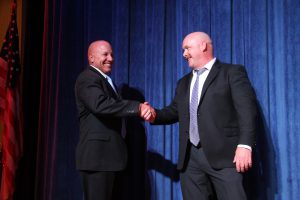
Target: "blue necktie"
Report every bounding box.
[106,76,117,93]
[189,68,206,146]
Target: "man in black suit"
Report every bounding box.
[75,40,152,200]
[147,32,257,199]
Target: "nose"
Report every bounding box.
[107,54,113,61]
[183,49,188,58]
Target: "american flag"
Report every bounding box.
[0,3,23,200]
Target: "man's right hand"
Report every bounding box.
[139,102,156,122]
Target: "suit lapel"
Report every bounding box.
[199,61,221,104]
[105,79,120,98]
[89,66,120,99]
[183,72,193,114]
[106,81,120,99]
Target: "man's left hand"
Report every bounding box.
[233,147,252,173]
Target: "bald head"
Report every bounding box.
[182,32,214,69]
[184,32,212,44]
[88,40,112,60]
[88,40,114,74]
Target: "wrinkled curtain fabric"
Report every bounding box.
[35,0,300,199]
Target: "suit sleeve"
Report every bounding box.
[153,82,180,125]
[229,66,257,146]
[75,74,140,117]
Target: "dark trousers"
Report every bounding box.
[80,171,117,200]
[180,144,246,200]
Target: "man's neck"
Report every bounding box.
[194,57,215,70]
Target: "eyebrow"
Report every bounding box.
[182,44,190,49]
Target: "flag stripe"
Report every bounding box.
[0,3,23,200]
[0,57,8,110]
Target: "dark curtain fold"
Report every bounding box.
[17,0,300,199]
[14,0,45,199]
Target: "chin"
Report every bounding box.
[104,67,112,74]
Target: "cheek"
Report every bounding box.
[192,51,201,59]
[99,58,105,64]
[93,57,100,63]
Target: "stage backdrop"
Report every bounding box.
[33,0,300,199]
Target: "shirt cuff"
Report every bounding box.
[237,144,252,151]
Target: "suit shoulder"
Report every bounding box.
[217,61,243,69]
[217,62,247,74]
[177,72,192,84]
[76,68,100,82]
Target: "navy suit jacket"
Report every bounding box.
[154,60,258,170]
[75,66,140,171]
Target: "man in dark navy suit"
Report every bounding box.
[147,32,258,200]
[75,40,152,200]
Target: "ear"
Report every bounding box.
[200,42,208,52]
[88,55,94,63]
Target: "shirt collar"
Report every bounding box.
[193,58,216,74]
[90,65,108,79]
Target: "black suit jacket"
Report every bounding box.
[154,60,257,170]
[74,66,140,171]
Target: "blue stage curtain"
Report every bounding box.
[35,0,300,199]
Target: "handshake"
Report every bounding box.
[139,102,156,122]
